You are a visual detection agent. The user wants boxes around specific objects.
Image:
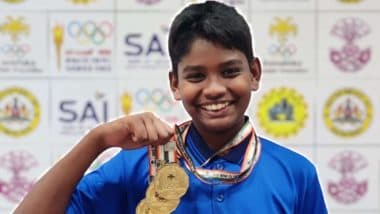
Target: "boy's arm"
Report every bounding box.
[297,167,328,214]
[14,112,173,213]
[14,129,104,214]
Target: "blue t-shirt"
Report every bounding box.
[67,125,327,214]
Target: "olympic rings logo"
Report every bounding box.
[0,44,30,58]
[268,43,297,58]
[135,88,175,112]
[67,20,113,45]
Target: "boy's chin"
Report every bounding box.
[198,117,241,133]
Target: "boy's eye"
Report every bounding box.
[185,73,205,82]
[222,68,241,77]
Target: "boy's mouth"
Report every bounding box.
[200,101,231,111]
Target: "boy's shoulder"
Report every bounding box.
[119,147,149,164]
[258,137,316,174]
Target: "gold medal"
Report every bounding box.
[136,199,153,214]
[137,128,190,214]
[154,164,189,200]
[145,184,156,200]
[137,164,188,214]
[148,197,180,214]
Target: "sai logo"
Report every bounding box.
[0,150,38,203]
[257,87,307,138]
[59,91,109,124]
[124,27,167,57]
[268,17,297,59]
[124,24,169,69]
[330,17,370,72]
[0,87,40,137]
[323,88,372,137]
[328,150,367,204]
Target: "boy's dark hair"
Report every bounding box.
[168,1,254,74]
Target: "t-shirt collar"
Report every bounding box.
[186,123,250,165]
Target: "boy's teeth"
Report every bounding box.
[203,102,229,111]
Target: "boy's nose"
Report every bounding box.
[203,78,226,99]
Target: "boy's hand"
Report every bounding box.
[93,112,174,150]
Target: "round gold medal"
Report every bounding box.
[136,199,153,214]
[154,164,189,200]
[148,198,180,214]
[146,183,156,200]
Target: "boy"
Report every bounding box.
[15,1,328,213]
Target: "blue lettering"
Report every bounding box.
[125,33,143,56]
[80,102,99,122]
[147,34,164,56]
[59,100,108,123]
[102,102,108,122]
[59,100,77,122]
[125,33,165,56]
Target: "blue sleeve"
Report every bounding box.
[297,166,328,214]
[66,151,127,214]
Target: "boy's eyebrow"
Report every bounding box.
[183,65,206,73]
[183,60,243,73]
[218,60,243,68]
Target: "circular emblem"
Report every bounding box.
[0,87,40,137]
[323,88,372,137]
[257,87,308,138]
[0,150,38,203]
[154,164,189,200]
[328,150,368,204]
[0,150,38,202]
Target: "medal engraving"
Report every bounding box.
[137,164,189,214]
[154,164,189,200]
[136,199,153,214]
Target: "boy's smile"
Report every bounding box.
[170,39,261,150]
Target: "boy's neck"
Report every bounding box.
[194,119,246,152]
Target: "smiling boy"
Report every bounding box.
[15,1,327,213]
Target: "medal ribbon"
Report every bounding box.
[174,119,261,184]
[148,141,178,181]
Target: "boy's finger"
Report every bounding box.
[152,118,174,140]
[142,115,159,142]
[130,118,148,143]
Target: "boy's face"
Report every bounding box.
[169,38,261,136]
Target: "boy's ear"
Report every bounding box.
[169,71,182,101]
[249,57,262,91]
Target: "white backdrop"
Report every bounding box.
[0,0,379,213]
